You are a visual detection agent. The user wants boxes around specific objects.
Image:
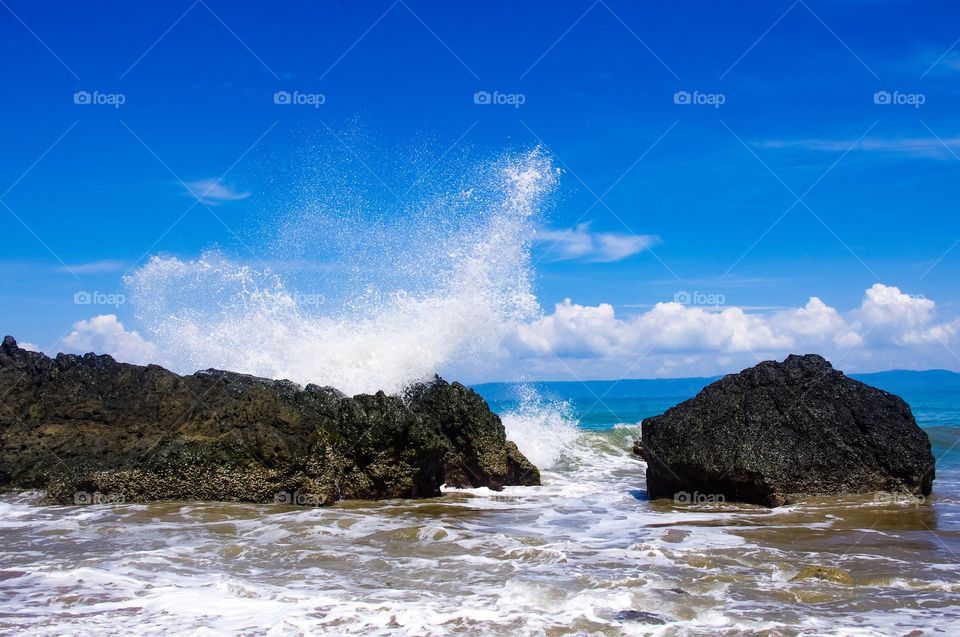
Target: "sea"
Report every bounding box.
[1,373,958,636]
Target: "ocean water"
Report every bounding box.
[5,150,959,635]
[2,381,958,636]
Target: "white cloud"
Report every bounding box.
[851,284,937,343]
[511,299,794,359]
[504,284,960,380]
[758,137,960,160]
[184,179,250,204]
[58,259,126,274]
[43,285,960,384]
[947,52,960,71]
[772,297,862,349]
[920,49,960,74]
[62,315,158,365]
[536,223,661,262]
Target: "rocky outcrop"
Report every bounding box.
[641,354,934,506]
[791,566,854,585]
[0,336,539,505]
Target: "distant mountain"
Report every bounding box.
[850,369,960,394]
[474,377,720,402]
[474,369,960,402]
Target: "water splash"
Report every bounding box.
[500,385,580,470]
[126,148,558,395]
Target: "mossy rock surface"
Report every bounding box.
[0,336,540,505]
[791,565,855,585]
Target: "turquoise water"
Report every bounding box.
[2,375,958,635]
[902,391,960,474]
[476,377,960,472]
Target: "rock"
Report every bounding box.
[613,610,668,624]
[641,354,934,507]
[791,565,855,585]
[0,336,539,505]
[631,438,645,459]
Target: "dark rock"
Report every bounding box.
[631,438,645,459]
[614,610,668,624]
[0,336,539,505]
[791,565,854,585]
[641,354,934,507]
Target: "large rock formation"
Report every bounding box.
[0,336,539,505]
[641,354,934,506]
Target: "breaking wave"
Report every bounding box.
[499,386,580,470]
[126,149,558,395]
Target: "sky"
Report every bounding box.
[1,0,959,382]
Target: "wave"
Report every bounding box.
[499,385,580,470]
[125,149,557,395]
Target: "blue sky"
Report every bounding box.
[2,0,959,381]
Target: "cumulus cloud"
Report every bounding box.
[62,315,158,365]
[850,284,941,345]
[505,284,960,379]
[45,285,960,382]
[183,179,250,204]
[536,223,661,262]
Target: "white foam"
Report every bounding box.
[499,385,580,470]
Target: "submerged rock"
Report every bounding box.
[0,336,539,505]
[641,354,935,506]
[613,610,668,624]
[791,565,855,585]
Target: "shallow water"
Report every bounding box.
[2,391,959,636]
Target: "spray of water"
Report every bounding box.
[126,149,558,395]
[499,385,580,470]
